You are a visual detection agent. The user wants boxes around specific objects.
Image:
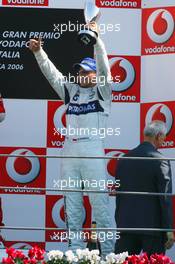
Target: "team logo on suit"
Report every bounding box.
[109,57,135,92]
[145,103,173,135]
[6,149,40,183]
[147,9,174,44]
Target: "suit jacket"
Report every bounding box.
[115,142,173,236]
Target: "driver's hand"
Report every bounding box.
[29,38,42,53]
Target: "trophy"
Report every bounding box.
[78,0,101,46]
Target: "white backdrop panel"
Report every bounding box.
[1,194,45,241]
[141,54,175,103]
[46,148,63,195]
[49,0,84,9]
[0,99,47,147]
[104,102,140,149]
[99,8,141,56]
[142,0,175,8]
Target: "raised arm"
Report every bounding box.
[91,23,112,100]
[29,39,71,102]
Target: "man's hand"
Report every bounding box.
[165,231,174,250]
[87,21,99,35]
[29,38,42,53]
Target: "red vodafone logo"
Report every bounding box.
[6,149,40,184]
[142,7,175,55]
[53,104,67,137]
[145,104,173,135]
[10,243,32,249]
[141,102,175,148]
[2,0,48,6]
[5,241,45,249]
[96,0,141,8]
[109,56,140,103]
[52,198,86,228]
[105,150,125,181]
[47,101,66,148]
[105,149,128,193]
[109,57,135,92]
[46,196,91,242]
[147,9,174,44]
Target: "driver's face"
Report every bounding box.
[77,68,97,88]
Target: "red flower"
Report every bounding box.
[126,253,150,264]
[150,254,175,264]
[15,250,25,260]
[127,255,140,264]
[28,248,35,259]
[2,257,15,264]
[29,259,37,264]
[28,246,45,260]
[6,248,16,259]
[23,259,30,264]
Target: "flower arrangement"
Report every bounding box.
[1,247,175,264]
[2,246,45,264]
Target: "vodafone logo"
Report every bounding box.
[2,0,48,6]
[147,9,174,44]
[109,57,135,92]
[6,149,40,183]
[53,105,67,137]
[105,151,124,181]
[52,198,86,228]
[145,104,173,134]
[96,0,139,8]
[11,243,32,249]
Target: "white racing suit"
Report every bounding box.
[34,38,114,256]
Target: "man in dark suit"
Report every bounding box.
[115,120,174,255]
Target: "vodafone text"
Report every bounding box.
[4,186,41,194]
[3,0,47,5]
[51,141,64,147]
[50,230,120,242]
[145,45,175,55]
[53,177,120,191]
[99,0,138,8]
[162,141,174,148]
[112,93,136,102]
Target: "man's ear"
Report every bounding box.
[155,133,161,140]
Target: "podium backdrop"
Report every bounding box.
[0,0,175,259]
